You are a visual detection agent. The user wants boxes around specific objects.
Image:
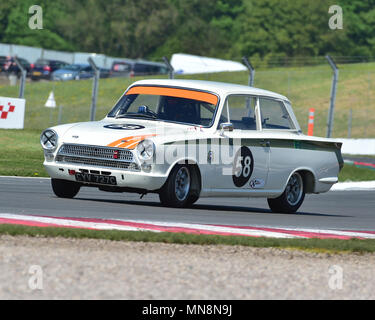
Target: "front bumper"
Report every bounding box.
[44,161,167,192]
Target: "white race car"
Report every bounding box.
[41,79,343,213]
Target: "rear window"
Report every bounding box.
[259,98,295,130]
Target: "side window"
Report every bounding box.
[259,98,295,130]
[83,66,93,72]
[220,95,257,130]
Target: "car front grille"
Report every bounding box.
[55,144,139,171]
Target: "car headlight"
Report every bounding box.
[136,139,155,161]
[40,129,58,151]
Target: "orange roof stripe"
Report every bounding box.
[126,86,218,105]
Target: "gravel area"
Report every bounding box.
[0,235,374,299]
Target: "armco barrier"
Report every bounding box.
[334,138,375,155]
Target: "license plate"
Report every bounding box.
[75,173,117,185]
[33,71,42,76]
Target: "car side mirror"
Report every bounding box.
[219,122,234,135]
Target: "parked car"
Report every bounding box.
[52,64,111,81]
[0,56,8,73]
[110,60,168,77]
[98,67,111,79]
[52,64,94,81]
[1,56,31,77]
[31,59,69,80]
[40,79,343,213]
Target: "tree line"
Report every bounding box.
[0,0,374,63]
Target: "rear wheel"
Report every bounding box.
[159,165,196,208]
[51,179,81,198]
[267,172,305,214]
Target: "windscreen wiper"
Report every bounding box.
[115,112,157,120]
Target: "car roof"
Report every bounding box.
[36,59,66,63]
[113,60,166,67]
[66,63,90,67]
[131,79,289,101]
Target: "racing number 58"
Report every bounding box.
[232,146,254,187]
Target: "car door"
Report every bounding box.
[258,97,299,191]
[212,94,270,192]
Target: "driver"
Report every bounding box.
[163,97,197,123]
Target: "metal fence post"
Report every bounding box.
[242,56,255,87]
[88,57,100,121]
[162,56,174,79]
[58,105,63,125]
[347,108,352,138]
[325,55,339,138]
[13,56,26,99]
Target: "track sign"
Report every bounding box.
[0,96,26,129]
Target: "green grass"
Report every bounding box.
[0,129,47,177]
[339,163,375,182]
[1,224,375,254]
[1,128,375,180]
[0,62,375,137]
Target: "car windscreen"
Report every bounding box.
[63,65,81,71]
[107,86,219,127]
[35,59,50,65]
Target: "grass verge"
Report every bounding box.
[0,224,375,254]
[0,129,47,177]
[339,163,375,182]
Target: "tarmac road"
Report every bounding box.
[1,176,374,232]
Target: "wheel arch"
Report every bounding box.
[164,158,202,196]
[286,168,316,194]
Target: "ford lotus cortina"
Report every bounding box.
[40,79,343,213]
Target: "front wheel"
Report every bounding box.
[267,172,305,214]
[51,179,81,198]
[159,165,196,208]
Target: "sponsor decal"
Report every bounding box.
[107,134,157,149]
[104,123,145,130]
[249,178,265,189]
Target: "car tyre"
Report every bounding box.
[267,172,305,214]
[185,194,199,207]
[51,179,81,198]
[159,164,195,208]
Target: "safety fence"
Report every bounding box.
[0,46,374,139]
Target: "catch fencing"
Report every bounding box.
[0,42,126,68]
[0,44,374,139]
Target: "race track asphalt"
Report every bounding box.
[0,176,374,231]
